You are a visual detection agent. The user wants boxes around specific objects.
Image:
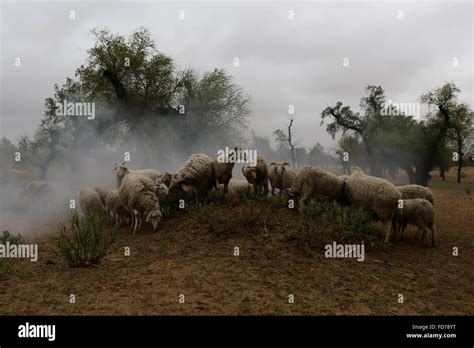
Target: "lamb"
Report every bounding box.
[242,156,269,197]
[344,171,401,243]
[268,162,296,196]
[212,147,245,201]
[394,198,437,246]
[396,184,434,205]
[18,181,55,205]
[104,189,130,225]
[79,187,106,216]
[289,168,347,206]
[119,173,162,234]
[114,163,162,188]
[94,186,112,206]
[168,154,215,204]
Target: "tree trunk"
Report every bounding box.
[439,160,446,181]
[457,146,463,184]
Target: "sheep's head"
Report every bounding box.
[114,162,129,177]
[168,174,185,193]
[160,172,172,187]
[242,166,257,183]
[270,162,289,178]
[156,183,169,196]
[146,209,162,231]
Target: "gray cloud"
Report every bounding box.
[1,1,472,150]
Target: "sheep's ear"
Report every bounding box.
[283,162,290,166]
[270,162,276,166]
[242,166,246,174]
[121,162,126,165]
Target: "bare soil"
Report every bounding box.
[0,169,473,315]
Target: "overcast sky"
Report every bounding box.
[1,0,472,149]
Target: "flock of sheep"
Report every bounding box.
[20,147,437,246]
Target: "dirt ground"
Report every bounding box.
[0,168,473,315]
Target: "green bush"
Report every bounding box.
[0,230,24,244]
[0,230,25,280]
[55,211,117,267]
[283,200,383,252]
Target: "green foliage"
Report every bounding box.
[0,231,24,244]
[55,212,116,267]
[283,201,383,252]
[0,231,25,280]
[321,82,471,184]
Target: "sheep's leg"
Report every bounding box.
[430,225,437,247]
[138,213,143,231]
[132,211,138,235]
[421,229,427,241]
[384,223,392,244]
[222,183,229,203]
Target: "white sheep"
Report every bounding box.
[104,189,130,225]
[168,154,215,204]
[114,163,162,188]
[118,173,162,234]
[206,179,250,202]
[345,171,401,243]
[242,156,269,197]
[289,168,347,206]
[268,162,296,196]
[396,184,434,205]
[79,187,106,216]
[394,198,437,246]
[94,186,112,206]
